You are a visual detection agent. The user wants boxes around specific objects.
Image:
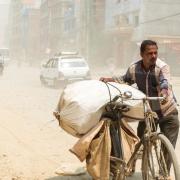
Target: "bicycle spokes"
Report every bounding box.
[142,135,177,180]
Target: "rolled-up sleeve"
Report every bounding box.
[159,65,170,90]
[113,67,135,85]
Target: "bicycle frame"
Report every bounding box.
[109,95,165,178]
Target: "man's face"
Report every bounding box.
[141,45,158,67]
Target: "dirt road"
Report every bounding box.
[0,64,179,180]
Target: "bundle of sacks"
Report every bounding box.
[54,80,145,137]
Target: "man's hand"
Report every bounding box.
[53,111,60,120]
[99,77,114,83]
[160,89,169,105]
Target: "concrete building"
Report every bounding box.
[104,0,180,72]
[0,2,10,47]
[40,0,82,59]
[9,0,41,65]
[8,0,180,71]
[9,0,23,62]
[84,0,107,64]
[133,0,180,75]
[103,0,139,67]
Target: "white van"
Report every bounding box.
[40,53,91,87]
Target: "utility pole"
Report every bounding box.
[85,0,89,62]
[85,0,92,62]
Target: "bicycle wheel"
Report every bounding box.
[142,133,180,180]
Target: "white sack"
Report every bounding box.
[56,80,145,137]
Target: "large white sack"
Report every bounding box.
[56,80,145,137]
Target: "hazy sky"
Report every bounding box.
[0,0,11,4]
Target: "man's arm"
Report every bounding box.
[113,67,135,85]
[159,65,171,96]
[159,65,172,104]
[159,65,170,89]
[100,64,135,84]
[99,77,115,82]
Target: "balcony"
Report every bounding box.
[105,15,133,36]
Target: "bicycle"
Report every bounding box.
[102,85,180,180]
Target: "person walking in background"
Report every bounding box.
[0,53,4,75]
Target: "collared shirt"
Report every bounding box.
[113,58,177,117]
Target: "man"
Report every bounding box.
[100,40,179,170]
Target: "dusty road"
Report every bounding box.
[0,64,180,180]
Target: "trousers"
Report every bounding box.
[137,109,179,148]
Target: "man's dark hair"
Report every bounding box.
[140,40,158,53]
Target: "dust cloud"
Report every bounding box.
[0,0,180,179]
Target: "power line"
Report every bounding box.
[146,0,180,4]
[140,12,180,24]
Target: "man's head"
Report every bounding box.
[140,40,158,69]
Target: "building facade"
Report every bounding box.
[9,0,41,65]
[0,2,10,47]
[85,0,106,64]
[103,0,140,67]
[8,0,180,73]
[133,0,180,75]
[104,0,180,72]
[40,0,82,59]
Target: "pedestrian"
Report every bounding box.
[100,39,179,171]
[0,54,4,75]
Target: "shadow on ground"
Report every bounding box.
[46,172,142,180]
[45,173,92,180]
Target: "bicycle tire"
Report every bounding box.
[142,133,180,180]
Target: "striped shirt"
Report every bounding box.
[113,58,178,117]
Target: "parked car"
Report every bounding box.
[40,52,91,87]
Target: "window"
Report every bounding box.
[60,61,87,68]
[46,59,54,68]
[114,15,120,26]
[52,59,58,68]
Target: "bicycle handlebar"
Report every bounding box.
[130,96,165,101]
[111,94,165,102]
